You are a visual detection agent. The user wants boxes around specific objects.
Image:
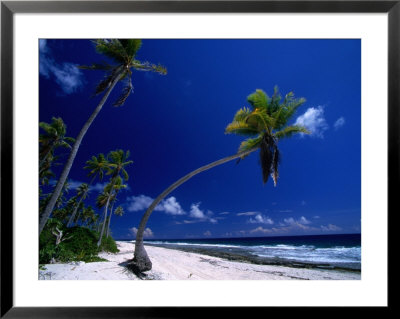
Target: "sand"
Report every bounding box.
[39,241,361,280]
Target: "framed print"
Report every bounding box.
[1,0,396,317]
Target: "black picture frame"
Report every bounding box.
[1,1,396,317]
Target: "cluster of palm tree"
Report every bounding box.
[39,39,167,235]
[39,143,130,240]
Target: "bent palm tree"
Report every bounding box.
[130,87,310,273]
[39,39,166,234]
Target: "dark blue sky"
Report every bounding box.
[39,39,361,240]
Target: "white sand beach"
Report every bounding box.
[39,241,360,280]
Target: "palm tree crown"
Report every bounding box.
[39,117,75,159]
[130,87,309,273]
[225,87,309,186]
[84,153,108,182]
[80,39,167,107]
[106,149,133,181]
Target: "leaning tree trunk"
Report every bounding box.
[106,188,121,238]
[131,148,257,273]
[39,71,122,235]
[66,195,85,228]
[97,195,112,247]
[97,178,118,247]
[106,201,115,238]
[66,176,95,227]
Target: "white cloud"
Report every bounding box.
[126,195,218,222]
[334,117,346,130]
[126,195,154,212]
[40,40,84,94]
[320,224,342,232]
[248,214,274,225]
[283,216,311,225]
[203,231,212,237]
[187,203,218,224]
[90,182,110,192]
[237,211,258,216]
[126,195,185,215]
[189,203,206,219]
[295,106,328,138]
[158,196,185,215]
[130,227,154,238]
[249,226,283,235]
[50,179,108,193]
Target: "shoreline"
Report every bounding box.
[39,241,361,280]
[144,242,361,272]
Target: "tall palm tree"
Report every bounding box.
[105,184,126,238]
[39,39,166,234]
[97,150,132,247]
[39,117,75,173]
[81,205,95,227]
[66,183,90,227]
[66,153,108,227]
[130,87,310,273]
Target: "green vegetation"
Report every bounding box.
[39,219,118,264]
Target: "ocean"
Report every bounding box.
[140,233,361,271]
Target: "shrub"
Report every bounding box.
[39,219,119,264]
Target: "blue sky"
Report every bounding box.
[39,39,361,240]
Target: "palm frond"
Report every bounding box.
[78,62,115,71]
[113,75,133,107]
[94,39,127,64]
[114,206,125,217]
[246,108,275,132]
[225,121,260,136]
[238,135,263,154]
[94,67,121,95]
[274,125,310,140]
[233,107,252,122]
[247,89,269,110]
[131,60,167,75]
[119,39,142,58]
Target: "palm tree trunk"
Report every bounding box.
[66,197,84,228]
[106,200,116,238]
[97,194,112,247]
[75,209,82,226]
[39,70,123,234]
[106,188,120,238]
[39,149,52,172]
[66,176,96,227]
[97,177,118,247]
[131,148,257,273]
